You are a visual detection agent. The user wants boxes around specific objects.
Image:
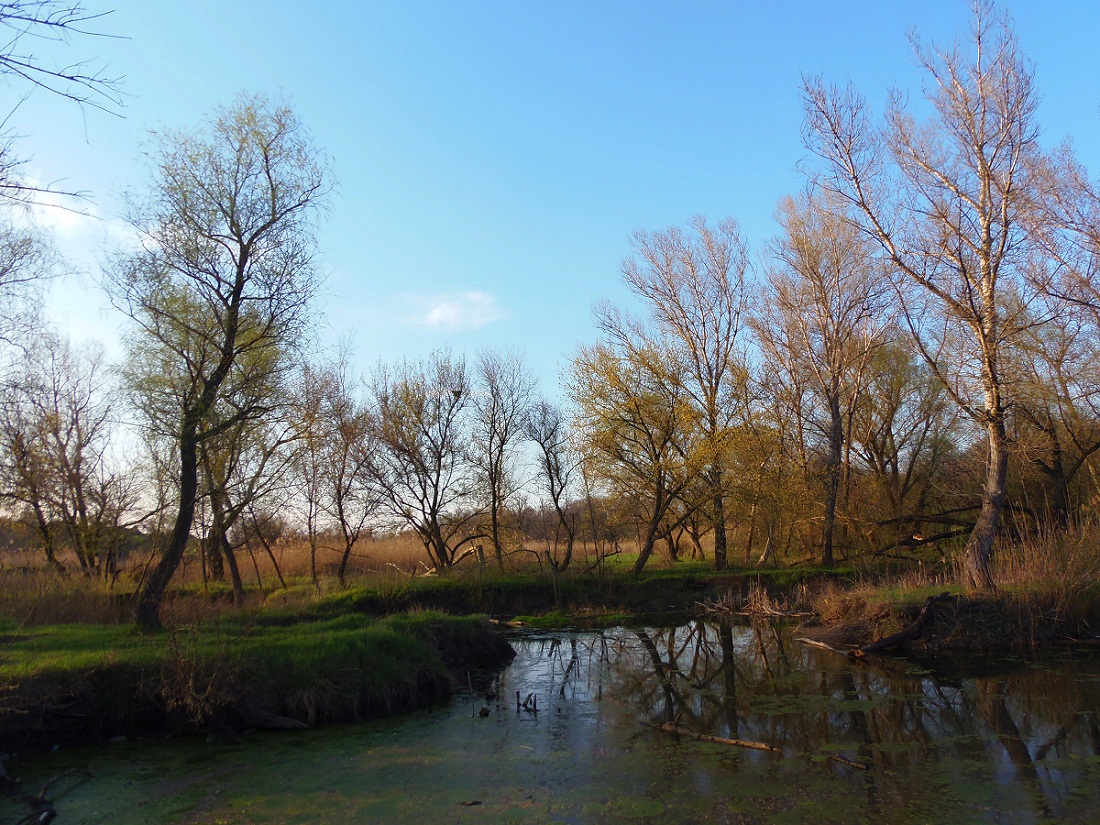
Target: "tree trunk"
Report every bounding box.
[219,530,244,604]
[136,428,199,628]
[664,530,679,561]
[964,417,1006,591]
[307,525,319,587]
[631,491,666,575]
[1040,436,1070,530]
[29,500,64,574]
[822,396,842,568]
[713,490,728,571]
[490,492,504,569]
[205,532,226,580]
[207,475,244,604]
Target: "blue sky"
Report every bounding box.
[20,1,1100,398]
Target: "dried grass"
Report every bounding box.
[993,523,1100,625]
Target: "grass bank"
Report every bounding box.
[299,561,852,623]
[0,611,514,752]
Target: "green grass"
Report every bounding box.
[0,610,511,748]
[859,582,967,608]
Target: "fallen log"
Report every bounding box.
[794,637,849,655]
[646,721,779,753]
[647,721,869,770]
[849,592,952,659]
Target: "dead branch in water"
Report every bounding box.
[647,721,870,770]
[646,721,779,753]
[849,592,952,659]
[1,760,93,824]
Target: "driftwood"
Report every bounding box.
[647,721,779,753]
[849,592,952,659]
[794,637,849,655]
[648,721,869,770]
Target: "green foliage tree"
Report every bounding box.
[109,94,330,627]
[570,338,704,575]
[757,191,887,566]
[849,339,964,553]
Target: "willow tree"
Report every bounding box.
[110,95,330,627]
[801,2,1044,590]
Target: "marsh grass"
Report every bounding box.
[992,523,1100,621]
[804,524,1100,649]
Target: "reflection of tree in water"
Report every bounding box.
[577,621,1100,821]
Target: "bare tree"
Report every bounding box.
[109,94,330,627]
[757,191,888,566]
[0,2,123,201]
[1010,315,1100,528]
[368,350,478,571]
[620,216,749,570]
[0,216,54,348]
[0,2,120,106]
[290,359,335,587]
[317,355,377,586]
[0,372,61,568]
[470,348,535,568]
[801,2,1044,589]
[525,398,580,572]
[0,332,134,574]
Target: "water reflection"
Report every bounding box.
[500,620,1100,823]
[4,621,1099,824]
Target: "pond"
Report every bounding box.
[3,620,1099,824]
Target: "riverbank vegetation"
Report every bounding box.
[0,609,513,751]
[0,3,1098,670]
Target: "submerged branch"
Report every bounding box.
[647,721,870,770]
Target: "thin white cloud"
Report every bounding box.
[402,290,506,332]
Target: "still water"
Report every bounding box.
[3,621,1099,824]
